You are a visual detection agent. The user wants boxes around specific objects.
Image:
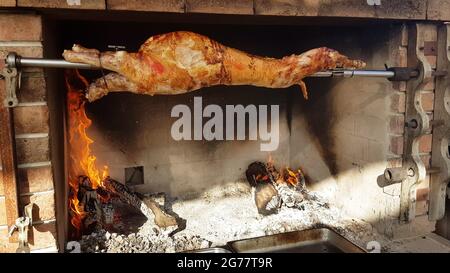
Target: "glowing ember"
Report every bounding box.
[66,70,109,238]
[285,168,299,186]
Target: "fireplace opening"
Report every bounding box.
[35,14,435,253]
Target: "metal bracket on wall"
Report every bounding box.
[400,23,434,223]
[383,24,434,222]
[0,66,20,108]
[429,24,450,221]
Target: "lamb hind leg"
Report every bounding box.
[63,44,124,72]
[321,47,366,69]
[86,72,143,102]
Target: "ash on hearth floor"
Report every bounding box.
[77,182,386,253]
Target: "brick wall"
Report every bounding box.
[0,0,436,20]
[0,14,57,253]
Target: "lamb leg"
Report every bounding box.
[63,44,124,72]
[87,72,144,101]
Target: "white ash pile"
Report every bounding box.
[79,229,211,253]
[75,160,387,253]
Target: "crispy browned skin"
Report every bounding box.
[63,31,365,102]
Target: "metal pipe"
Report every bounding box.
[311,70,396,78]
[5,52,413,79]
[18,57,97,69]
[7,54,98,69]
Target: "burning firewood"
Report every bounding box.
[75,176,178,234]
[103,178,178,229]
[246,161,274,186]
[246,160,308,214]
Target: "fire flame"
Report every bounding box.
[66,70,109,237]
[285,168,299,186]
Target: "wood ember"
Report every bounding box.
[76,176,178,233]
[142,197,178,228]
[102,178,156,222]
[254,183,281,215]
[77,176,102,231]
[246,161,309,214]
[246,161,273,186]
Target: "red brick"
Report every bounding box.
[392,81,407,92]
[0,46,43,59]
[13,105,49,135]
[427,0,450,20]
[0,171,3,195]
[18,167,54,194]
[391,93,406,113]
[419,134,433,153]
[17,75,47,103]
[426,55,437,69]
[401,24,408,47]
[416,200,428,216]
[254,0,426,19]
[15,137,50,164]
[0,0,15,7]
[0,198,6,225]
[396,46,407,67]
[421,92,434,112]
[389,115,405,135]
[390,136,404,156]
[421,155,432,169]
[186,0,254,14]
[18,0,105,9]
[387,157,403,168]
[107,0,185,12]
[424,78,435,91]
[28,222,57,251]
[20,192,55,222]
[417,183,430,198]
[0,14,42,41]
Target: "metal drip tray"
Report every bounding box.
[227,228,366,253]
[188,247,232,253]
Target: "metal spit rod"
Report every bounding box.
[5,53,408,79]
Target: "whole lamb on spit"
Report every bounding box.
[63,31,365,102]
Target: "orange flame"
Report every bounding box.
[66,70,109,237]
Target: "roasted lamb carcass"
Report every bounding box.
[63,31,365,102]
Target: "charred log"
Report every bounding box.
[254,183,281,215]
[141,196,178,229]
[246,161,309,214]
[102,178,156,222]
[246,161,275,187]
[75,176,179,234]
